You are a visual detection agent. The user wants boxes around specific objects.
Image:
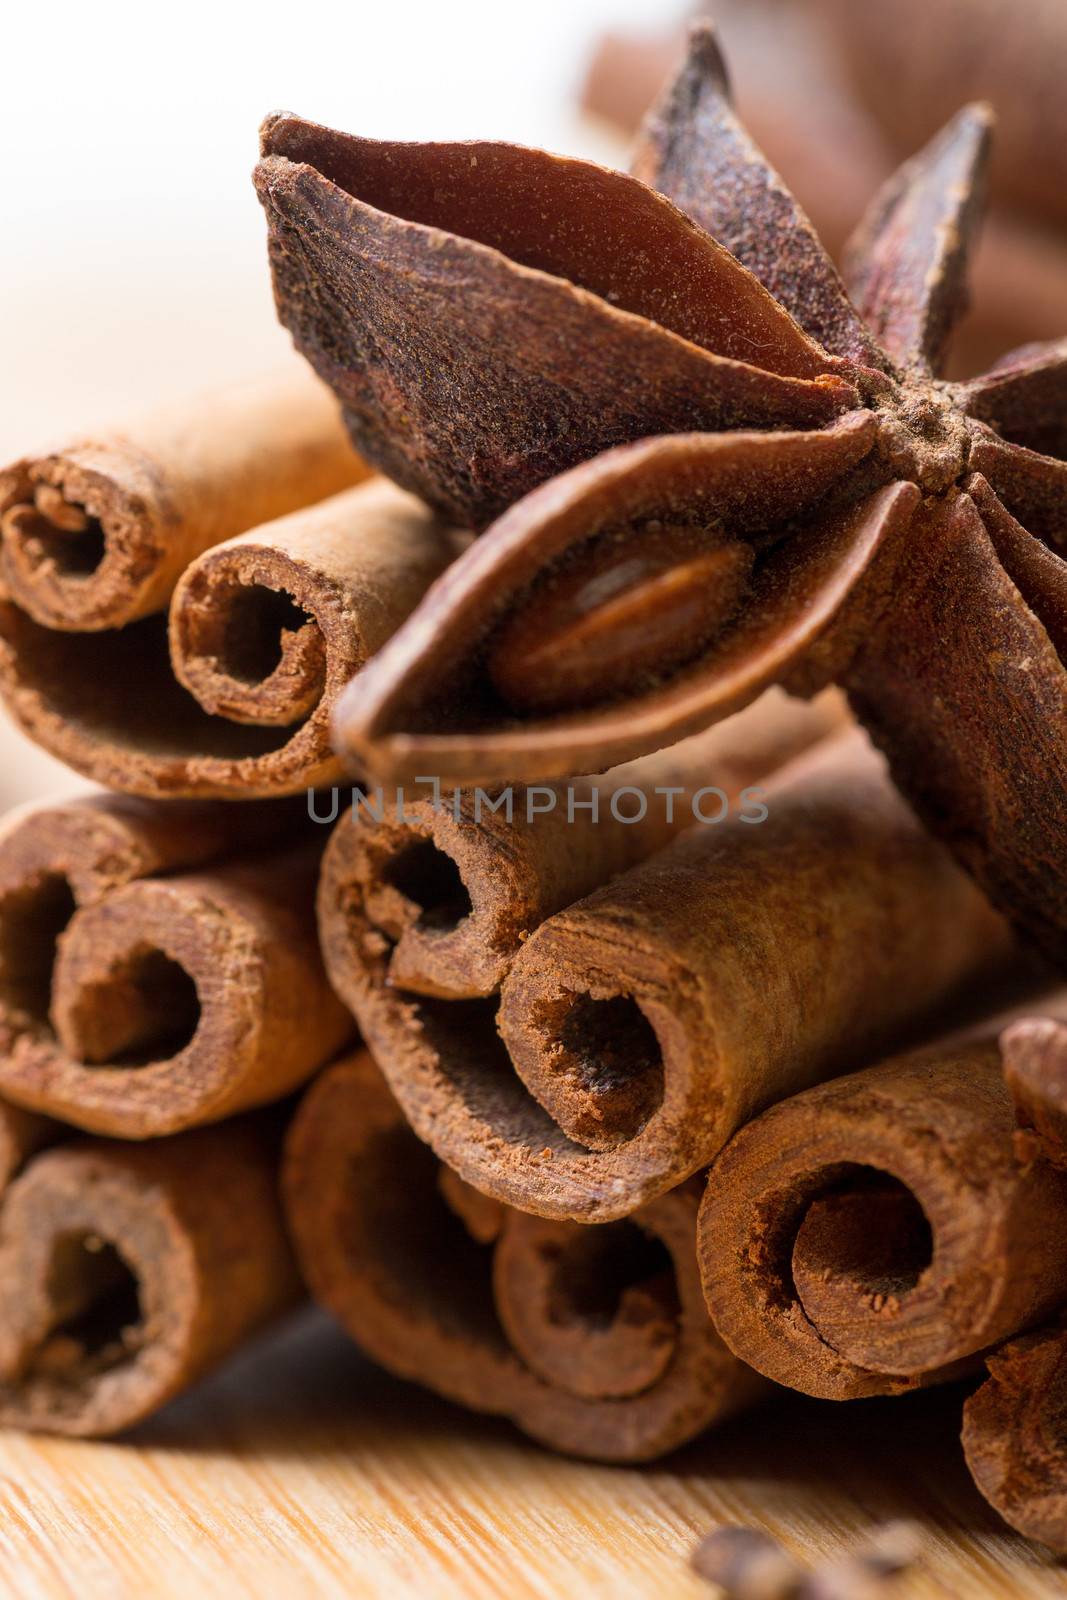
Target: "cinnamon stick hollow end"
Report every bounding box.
[699,1044,1067,1400]
[0,841,353,1137]
[284,1052,764,1462]
[0,370,366,632]
[342,733,1012,1222]
[959,1013,1067,1551]
[318,688,847,1001]
[0,480,458,798]
[0,791,300,1046]
[0,1121,301,1437]
[963,1322,1067,1553]
[332,418,900,787]
[168,478,461,751]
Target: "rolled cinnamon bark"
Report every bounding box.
[318,686,845,1001]
[284,1051,765,1462]
[962,1320,1067,1554]
[962,1015,1067,1553]
[0,479,459,798]
[0,1115,302,1436]
[699,1017,1067,1401]
[0,794,352,1135]
[353,729,1011,1223]
[0,369,366,631]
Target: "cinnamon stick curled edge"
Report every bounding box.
[0,370,366,632]
[284,1051,765,1462]
[0,475,459,798]
[0,1114,301,1436]
[318,686,845,1002]
[698,1013,1067,1402]
[0,794,353,1135]
[331,727,1013,1224]
[962,1015,1067,1553]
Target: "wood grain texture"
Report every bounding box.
[0,1311,1064,1600]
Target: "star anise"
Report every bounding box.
[254,25,1067,964]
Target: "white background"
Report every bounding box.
[0,0,658,457]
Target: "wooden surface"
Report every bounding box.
[0,1309,1061,1600]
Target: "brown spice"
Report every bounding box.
[0,370,365,632]
[0,794,352,1135]
[283,1051,764,1462]
[690,1520,922,1599]
[0,479,459,798]
[691,1525,804,1598]
[581,4,1067,374]
[322,728,1013,1224]
[486,525,755,716]
[263,30,1067,965]
[698,1014,1067,1399]
[961,1015,1067,1553]
[317,686,844,1002]
[0,1114,301,1436]
[962,1320,1067,1555]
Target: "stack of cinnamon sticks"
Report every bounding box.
[0,369,437,1434]
[3,14,1067,1581]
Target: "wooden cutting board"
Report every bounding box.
[0,1310,1064,1600]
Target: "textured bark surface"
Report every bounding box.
[284,1051,764,1463]
[323,730,1013,1225]
[0,481,458,798]
[1002,1016,1067,1168]
[963,1016,1067,1553]
[0,796,351,1135]
[963,1323,1067,1555]
[699,1038,1067,1400]
[294,31,1067,968]
[0,1116,301,1436]
[0,371,365,631]
[318,687,845,1001]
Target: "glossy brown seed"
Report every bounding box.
[487,527,753,714]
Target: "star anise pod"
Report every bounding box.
[254,25,1067,964]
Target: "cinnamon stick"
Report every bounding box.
[284,1050,765,1462]
[962,1015,1067,1552]
[0,478,459,798]
[0,1115,301,1436]
[0,794,352,1135]
[698,1012,1067,1400]
[318,686,845,1002]
[348,729,1011,1224]
[0,370,366,631]
[962,1320,1067,1554]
